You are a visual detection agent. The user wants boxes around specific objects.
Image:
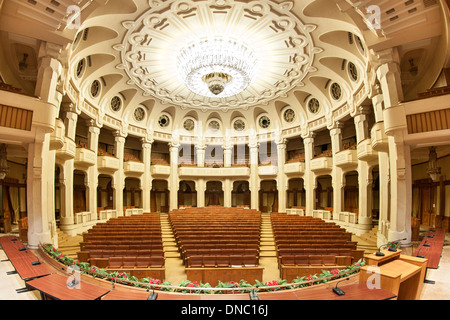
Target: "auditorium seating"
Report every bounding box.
[76,213,165,275]
[169,207,261,269]
[271,213,363,273]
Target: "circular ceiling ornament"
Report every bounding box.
[116,0,320,111]
[183,119,195,131]
[284,109,296,123]
[134,107,146,122]
[308,98,320,114]
[111,96,122,112]
[158,114,170,127]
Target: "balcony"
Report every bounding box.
[310,156,333,174]
[357,138,378,162]
[74,147,96,169]
[335,149,358,170]
[284,161,305,176]
[50,119,65,150]
[124,160,145,176]
[97,155,120,173]
[178,166,250,178]
[56,137,76,162]
[151,164,170,177]
[371,122,388,152]
[258,165,278,176]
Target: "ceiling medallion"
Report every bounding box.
[117,0,319,111]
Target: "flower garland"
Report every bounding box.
[41,243,365,294]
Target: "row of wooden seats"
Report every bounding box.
[186,255,258,268]
[84,235,162,242]
[170,209,261,269]
[78,248,164,263]
[272,226,344,230]
[179,239,259,246]
[84,232,162,239]
[182,248,259,261]
[180,243,259,250]
[175,233,260,240]
[82,244,164,252]
[280,255,339,267]
[277,243,356,251]
[275,239,356,246]
[278,248,353,258]
[107,256,165,269]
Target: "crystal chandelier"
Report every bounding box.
[177,38,257,98]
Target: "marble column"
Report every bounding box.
[354,107,373,227]
[276,138,287,213]
[169,142,179,211]
[85,120,100,220]
[141,139,153,213]
[249,139,259,211]
[27,42,62,248]
[113,131,126,217]
[302,132,315,216]
[330,122,344,220]
[376,47,411,245]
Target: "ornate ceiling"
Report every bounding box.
[0,0,448,137]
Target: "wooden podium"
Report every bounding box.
[359,249,428,300]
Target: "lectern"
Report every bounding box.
[359,249,428,300]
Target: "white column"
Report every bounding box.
[376,48,411,245]
[59,104,78,228]
[277,138,287,213]
[86,121,100,219]
[141,139,153,213]
[196,145,205,167]
[224,178,232,207]
[197,179,206,208]
[330,123,344,220]
[113,131,126,217]
[28,42,62,248]
[169,142,179,211]
[249,140,259,210]
[27,130,53,248]
[302,132,315,216]
[354,108,373,227]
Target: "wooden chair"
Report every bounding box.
[203,255,216,268]
[216,255,230,268]
[122,256,137,268]
[108,257,123,268]
[135,257,151,268]
[308,255,323,266]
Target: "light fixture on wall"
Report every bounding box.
[427,146,441,182]
[0,144,8,180]
[177,38,257,98]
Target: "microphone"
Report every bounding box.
[375,244,387,257]
[31,256,41,266]
[388,238,407,252]
[332,278,350,296]
[147,289,158,300]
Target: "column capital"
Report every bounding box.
[301,131,316,141]
[329,120,345,133]
[62,102,78,114]
[113,130,127,141]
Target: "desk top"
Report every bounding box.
[257,283,396,300]
[26,273,111,300]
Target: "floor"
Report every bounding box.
[0,223,449,300]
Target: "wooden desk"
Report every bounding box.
[26,273,111,300]
[257,283,396,300]
[9,255,54,281]
[413,229,445,269]
[360,249,427,300]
